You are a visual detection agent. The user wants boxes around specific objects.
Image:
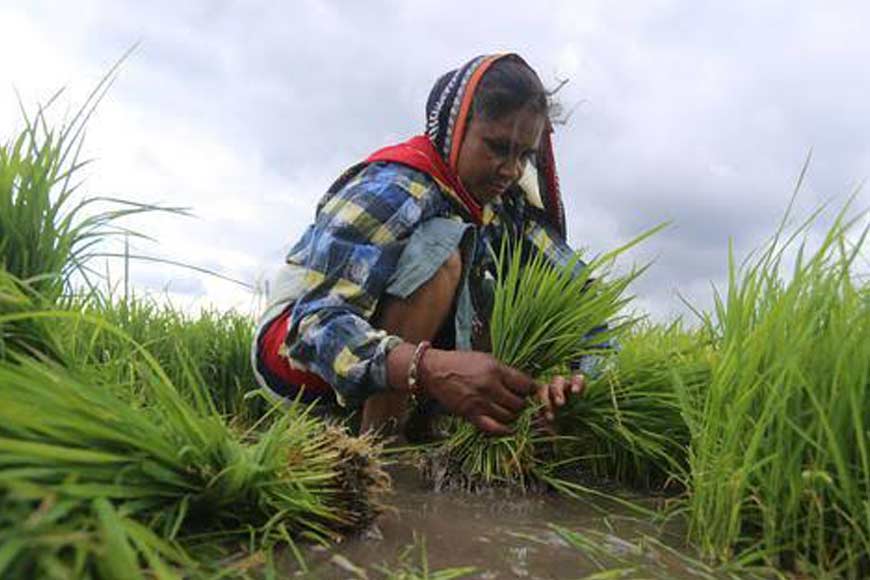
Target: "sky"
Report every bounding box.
[1,0,868,321]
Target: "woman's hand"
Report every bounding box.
[418,349,537,436]
[536,374,585,431]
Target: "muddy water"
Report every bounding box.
[292,466,719,579]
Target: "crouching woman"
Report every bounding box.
[252,53,585,438]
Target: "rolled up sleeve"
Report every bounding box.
[285,164,437,407]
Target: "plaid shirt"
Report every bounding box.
[284,161,581,406]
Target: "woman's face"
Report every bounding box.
[456,105,545,205]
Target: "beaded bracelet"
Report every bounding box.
[407,340,432,403]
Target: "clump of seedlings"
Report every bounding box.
[0,89,390,578]
[554,321,713,491]
[422,228,667,492]
[0,285,390,578]
[677,191,870,577]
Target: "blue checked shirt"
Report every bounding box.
[283,161,581,407]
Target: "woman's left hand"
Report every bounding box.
[536,374,585,430]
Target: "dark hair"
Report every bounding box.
[472,55,561,123]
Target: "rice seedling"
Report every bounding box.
[0,301,389,577]
[0,65,174,303]
[554,321,712,491]
[676,192,870,577]
[422,227,663,492]
[0,265,62,361]
[316,536,476,580]
[0,66,181,366]
[375,537,477,580]
[61,291,265,424]
[0,490,195,579]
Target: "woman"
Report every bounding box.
[253,53,586,437]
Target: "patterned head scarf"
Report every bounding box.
[362,53,566,237]
[424,53,567,238]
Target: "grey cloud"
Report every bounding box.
[13,0,870,318]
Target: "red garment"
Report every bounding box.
[366,135,484,224]
[258,307,333,400]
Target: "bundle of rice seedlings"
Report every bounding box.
[422,227,662,491]
[422,406,544,493]
[553,322,712,491]
[0,70,389,578]
[676,193,870,577]
[0,275,388,578]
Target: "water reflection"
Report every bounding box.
[291,466,726,579]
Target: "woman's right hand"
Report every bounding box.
[418,349,536,435]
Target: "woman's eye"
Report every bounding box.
[485,139,536,164]
[489,143,510,157]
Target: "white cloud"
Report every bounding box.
[2,0,868,319]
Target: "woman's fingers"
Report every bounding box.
[473,415,512,436]
[551,376,567,406]
[537,383,555,422]
[485,402,517,425]
[538,374,585,423]
[500,365,537,396]
[492,385,525,413]
[571,373,586,395]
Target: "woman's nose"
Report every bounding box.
[498,156,524,183]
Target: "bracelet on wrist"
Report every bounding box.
[407,340,431,403]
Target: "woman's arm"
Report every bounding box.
[287,164,538,426]
[285,164,438,407]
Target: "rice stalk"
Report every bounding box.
[374,535,478,580]
[677,192,870,577]
[551,525,778,579]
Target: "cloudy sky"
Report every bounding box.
[1,0,868,320]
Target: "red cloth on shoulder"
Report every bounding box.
[366,135,484,225]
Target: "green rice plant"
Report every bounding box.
[0,267,62,360]
[554,322,712,491]
[0,68,181,365]
[0,283,389,578]
[1,74,257,420]
[61,292,265,424]
[676,193,870,577]
[0,69,169,303]
[376,536,477,580]
[0,93,104,300]
[0,490,195,579]
[422,227,663,491]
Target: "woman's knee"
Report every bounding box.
[435,250,463,291]
[374,249,462,339]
